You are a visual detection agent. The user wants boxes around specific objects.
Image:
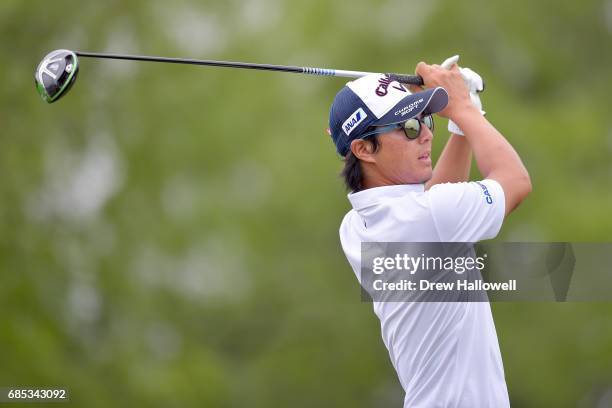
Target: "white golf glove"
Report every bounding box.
[440,55,485,136]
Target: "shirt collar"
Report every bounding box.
[348,184,425,210]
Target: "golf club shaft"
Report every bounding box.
[75,51,424,86]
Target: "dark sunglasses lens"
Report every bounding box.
[423,115,434,131]
[402,119,420,139]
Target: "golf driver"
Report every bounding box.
[34,49,428,103]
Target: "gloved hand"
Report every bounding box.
[440,55,485,136]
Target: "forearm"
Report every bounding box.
[451,105,531,214]
[415,60,531,215]
[425,134,472,190]
[451,106,526,179]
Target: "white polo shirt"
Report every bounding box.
[339,179,509,408]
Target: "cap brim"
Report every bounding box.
[374,87,449,126]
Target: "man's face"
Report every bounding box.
[368,121,434,185]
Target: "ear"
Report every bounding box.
[350,139,377,163]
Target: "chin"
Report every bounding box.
[401,173,432,185]
[396,168,433,184]
[418,170,433,184]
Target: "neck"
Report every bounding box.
[362,171,404,190]
[362,177,391,190]
[361,167,425,190]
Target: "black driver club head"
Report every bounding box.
[34,49,79,103]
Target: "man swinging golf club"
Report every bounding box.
[328,58,531,407]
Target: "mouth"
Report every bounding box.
[418,151,431,162]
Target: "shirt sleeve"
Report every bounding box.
[428,179,505,242]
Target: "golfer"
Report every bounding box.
[328,62,531,407]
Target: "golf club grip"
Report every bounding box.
[387,74,424,86]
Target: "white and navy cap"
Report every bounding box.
[329,73,449,156]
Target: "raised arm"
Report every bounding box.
[416,62,531,216]
[425,134,472,190]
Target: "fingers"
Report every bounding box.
[415,61,430,77]
[416,61,451,86]
[416,62,440,89]
[417,61,456,77]
[413,59,472,119]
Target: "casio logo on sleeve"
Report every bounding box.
[476,182,494,204]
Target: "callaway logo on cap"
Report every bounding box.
[328,73,449,156]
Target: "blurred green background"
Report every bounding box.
[1,0,612,406]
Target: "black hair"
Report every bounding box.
[341,135,380,192]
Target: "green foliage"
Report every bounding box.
[1,0,611,406]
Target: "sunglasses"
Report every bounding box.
[360,115,434,140]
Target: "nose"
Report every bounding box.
[418,123,433,144]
